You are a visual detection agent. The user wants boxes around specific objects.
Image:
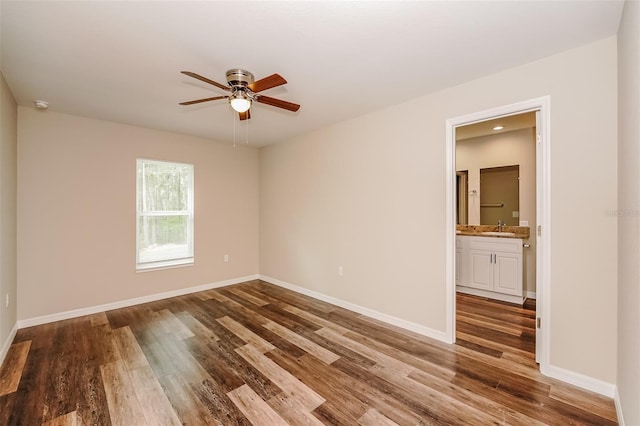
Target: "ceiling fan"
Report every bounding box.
[179,69,300,120]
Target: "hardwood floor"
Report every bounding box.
[456,293,537,369]
[0,280,617,425]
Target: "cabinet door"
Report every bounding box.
[455,249,461,284]
[494,251,522,295]
[456,248,466,286]
[469,250,493,291]
[456,236,469,287]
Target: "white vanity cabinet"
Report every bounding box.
[455,236,468,287]
[456,235,524,304]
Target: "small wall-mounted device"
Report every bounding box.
[34,100,49,110]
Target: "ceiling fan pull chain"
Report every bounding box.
[233,108,237,148]
[246,117,249,145]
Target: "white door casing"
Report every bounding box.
[445,96,550,375]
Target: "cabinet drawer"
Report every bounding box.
[469,236,522,254]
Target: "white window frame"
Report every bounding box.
[136,158,194,271]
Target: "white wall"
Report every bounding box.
[0,73,18,359]
[17,109,259,320]
[260,37,618,385]
[456,128,536,293]
[617,1,640,424]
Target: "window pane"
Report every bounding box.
[138,215,191,263]
[139,161,191,212]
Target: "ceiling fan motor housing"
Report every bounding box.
[226,69,255,88]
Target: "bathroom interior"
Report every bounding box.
[455,111,538,363]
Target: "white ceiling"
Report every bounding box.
[1,1,624,147]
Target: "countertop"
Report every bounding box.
[456,225,530,239]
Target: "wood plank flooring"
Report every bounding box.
[456,293,537,368]
[0,280,617,425]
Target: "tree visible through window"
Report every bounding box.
[136,159,194,270]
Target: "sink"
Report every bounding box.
[481,231,516,237]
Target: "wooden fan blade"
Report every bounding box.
[248,73,287,93]
[179,96,227,105]
[181,71,230,91]
[255,95,300,112]
[239,109,251,121]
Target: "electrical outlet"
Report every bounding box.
[338,266,343,276]
[224,254,229,263]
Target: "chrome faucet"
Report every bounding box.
[498,219,504,232]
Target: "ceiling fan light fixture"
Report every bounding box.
[229,91,252,113]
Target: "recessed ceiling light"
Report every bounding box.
[493,125,504,131]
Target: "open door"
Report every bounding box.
[535,110,542,364]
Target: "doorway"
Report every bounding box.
[456,115,535,366]
[445,97,550,375]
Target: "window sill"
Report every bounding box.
[136,258,194,273]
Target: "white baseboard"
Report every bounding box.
[259,274,450,343]
[0,322,18,368]
[456,286,524,304]
[548,365,616,398]
[17,274,259,329]
[614,386,626,426]
[456,287,537,304]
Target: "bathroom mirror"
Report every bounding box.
[480,165,519,226]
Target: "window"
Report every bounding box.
[136,159,194,270]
